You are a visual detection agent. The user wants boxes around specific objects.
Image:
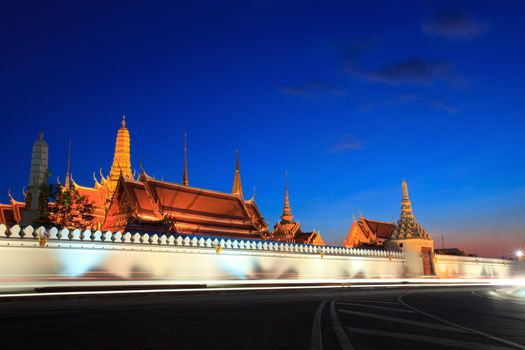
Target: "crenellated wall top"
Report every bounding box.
[0,224,404,259]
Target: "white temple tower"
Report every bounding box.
[22,132,49,224]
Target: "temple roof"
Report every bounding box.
[362,218,396,239]
[105,173,268,236]
[0,198,25,226]
[271,173,324,245]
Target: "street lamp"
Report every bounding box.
[516,250,523,260]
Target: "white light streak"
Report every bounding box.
[1,278,525,299]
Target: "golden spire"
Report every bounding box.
[64,139,72,189]
[231,150,243,198]
[182,131,189,186]
[109,115,132,188]
[281,170,293,223]
[401,178,413,216]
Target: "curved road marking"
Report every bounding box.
[310,300,326,350]
[346,327,513,350]
[398,293,525,350]
[339,308,466,333]
[341,299,400,305]
[330,300,354,350]
[337,301,416,313]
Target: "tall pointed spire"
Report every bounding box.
[401,178,413,217]
[391,179,430,240]
[64,139,72,189]
[182,131,189,186]
[109,115,132,189]
[281,170,293,223]
[231,150,243,198]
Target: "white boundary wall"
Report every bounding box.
[0,225,405,291]
[434,254,525,279]
[0,225,523,291]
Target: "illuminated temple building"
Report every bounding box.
[1,116,280,241]
[0,117,438,252]
[343,215,396,249]
[65,116,134,227]
[73,116,269,238]
[103,163,269,239]
[271,174,324,245]
[343,180,425,248]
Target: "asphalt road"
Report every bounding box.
[0,286,524,350]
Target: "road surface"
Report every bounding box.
[0,286,524,349]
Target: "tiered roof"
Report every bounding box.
[343,215,396,248]
[103,171,268,238]
[271,173,324,245]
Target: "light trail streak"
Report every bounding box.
[1,278,524,299]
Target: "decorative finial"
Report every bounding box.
[182,131,189,186]
[281,170,293,223]
[401,179,413,215]
[39,132,44,140]
[7,188,14,202]
[93,172,101,187]
[65,139,72,189]
[122,114,126,127]
[232,150,243,198]
[139,158,149,178]
[99,168,106,182]
[70,173,80,188]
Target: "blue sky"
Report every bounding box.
[1,1,524,256]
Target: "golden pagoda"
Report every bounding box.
[108,115,132,191]
[68,115,134,227]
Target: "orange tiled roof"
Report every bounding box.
[363,219,396,239]
[0,200,25,226]
[103,174,268,237]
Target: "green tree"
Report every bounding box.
[47,184,95,229]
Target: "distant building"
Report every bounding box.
[343,215,396,248]
[270,174,324,245]
[434,248,466,256]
